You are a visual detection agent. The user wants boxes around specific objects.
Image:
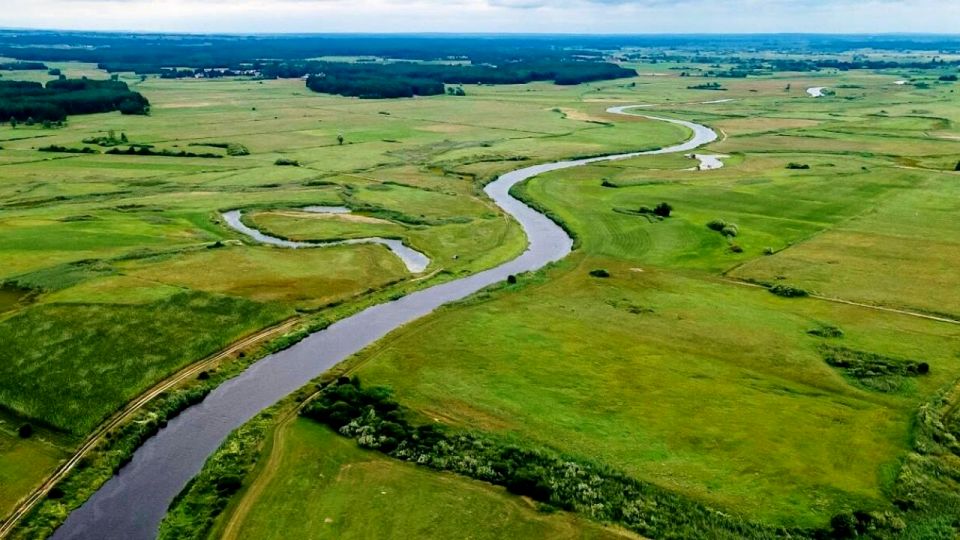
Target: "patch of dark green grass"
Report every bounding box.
[0,291,289,433]
[820,345,929,393]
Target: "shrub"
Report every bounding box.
[954,160,960,171]
[275,158,300,167]
[506,275,517,284]
[769,284,808,298]
[18,423,33,438]
[808,325,844,339]
[720,224,739,237]
[653,202,673,218]
[214,475,243,494]
[764,247,775,255]
[729,244,744,253]
[829,513,858,538]
[706,218,726,232]
[786,163,810,170]
[589,269,610,278]
[47,487,65,499]
[820,345,929,393]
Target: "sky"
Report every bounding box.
[2,0,959,34]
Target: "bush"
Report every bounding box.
[729,244,744,253]
[786,162,811,170]
[275,158,300,167]
[954,160,960,172]
[808,325,844,339]
[706,218,727,232]
[47,486,65,499]
[764,247,775,255]
[506,275,517,284]
[589,269,610,278]
[720,224,739,237]
[18,423,33,438]
[214,475,243,494]
[653,202,673,218]
[769,284,808,298]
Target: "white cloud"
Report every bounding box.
[0,0,957,33]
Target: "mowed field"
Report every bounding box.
[0,64,690,522]
[221,62,960,534]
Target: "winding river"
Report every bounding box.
[221,210,431,274]
[52,106,718,540]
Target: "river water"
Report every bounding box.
[52,107,717,540]
[221,210,430,274]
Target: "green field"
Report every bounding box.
[224,419,628,540]
[285,64,959,532]
[0,61,690,528]
[3,50,960,538]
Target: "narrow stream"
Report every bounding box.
[221,210,430,274]
[52,107,718,540]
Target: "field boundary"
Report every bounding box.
[0,317,302,539]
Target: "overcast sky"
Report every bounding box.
[2,0,959,34]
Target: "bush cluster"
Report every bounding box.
[38,145,98,154]
[769,284,809,298]
[105,146,222,159]
[786,163,811,170]
[820,345,929,392]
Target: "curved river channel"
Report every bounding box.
[53,106,718,540]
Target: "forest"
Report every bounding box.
[0,79,149,122]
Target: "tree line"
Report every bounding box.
[0,78,149,122]
[302,60,635,99]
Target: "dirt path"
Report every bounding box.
[219,409,297,540]
[723,278,960,325]
[0,317,301,539]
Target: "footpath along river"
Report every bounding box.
[52,106,718,539]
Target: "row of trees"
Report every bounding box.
[0,79,149,122]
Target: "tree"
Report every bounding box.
[337,133,344,145]
[653,202,673,218]
[120,132,128,143]
[18,423,33,438]
[955,160,960,171]
[9,116,17,128]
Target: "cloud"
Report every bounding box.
[1,0,958,33]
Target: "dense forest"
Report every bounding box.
[0,61,47,71]
[0,79,150,122]
[301,61,635,98]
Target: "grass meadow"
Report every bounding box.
[225,419,627,540]
[0,62,692,521]
[2,56,960,535]
[305,65,960,529]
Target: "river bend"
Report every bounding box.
[52,106,717,539]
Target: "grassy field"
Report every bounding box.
[0,62,691,526]
[225,419,629,540]
[3,54,960,536]
[306,65,960,530]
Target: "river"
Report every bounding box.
[52,106,718,540]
